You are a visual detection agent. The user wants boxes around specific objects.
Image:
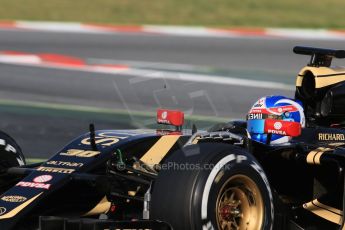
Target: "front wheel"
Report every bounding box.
[0,130,25,169]
[0,130,26,192]
[151,143,274,230]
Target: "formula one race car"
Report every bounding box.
[1,46,345,230]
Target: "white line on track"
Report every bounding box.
[125,69,294,90]
[88,58,204,72]
[0,54,294,91]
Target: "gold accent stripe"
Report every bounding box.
[140,135,180,166]
[306,147,332,165]
[191,136,201,144]
[306,149,319,164]
[128,191,137,196]
[84,196,111,216]
[304,199,343,225]
[329,143,345,147]
[298,67,345,76]
[296,75,303,87]
[314,200,342,215]
[0,192,43,219]
[296,66,345,88]
[314,151,324,165]
[316,75,345,88]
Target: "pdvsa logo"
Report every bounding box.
[268,129,287,135]
[274,122,282,130]
[161,111,168,119]
[33,175,52,183]
[16,175,53,190]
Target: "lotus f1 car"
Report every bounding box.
[1,46,345,230]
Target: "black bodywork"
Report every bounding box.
[0,130,190,229]
[0,46,345,229]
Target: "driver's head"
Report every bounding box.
[247,95,305,144]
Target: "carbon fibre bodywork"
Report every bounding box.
[251,127,345,229]
[0,130,189,229]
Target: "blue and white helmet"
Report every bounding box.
[247,95,305,144]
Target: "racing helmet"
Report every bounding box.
[247,95,305,144]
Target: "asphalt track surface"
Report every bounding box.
[0,29,345,158]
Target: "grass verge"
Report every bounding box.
[1,0,345,28]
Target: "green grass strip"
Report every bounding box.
[0,99,229,121]
[0,99,231,130]
[1,0,345,28]
[26,158,46,164]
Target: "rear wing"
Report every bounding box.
[293,46,345,67]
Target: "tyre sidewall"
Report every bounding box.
[0,131,25,168]
[193,151,274,230]
[151,143,274,230]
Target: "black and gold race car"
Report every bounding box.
[0,46,345,230]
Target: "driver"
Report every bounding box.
[247,95,305,144]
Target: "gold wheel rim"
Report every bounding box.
[216,175,264,230]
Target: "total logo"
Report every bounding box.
[16,175,52,190]
[273,122,282,130]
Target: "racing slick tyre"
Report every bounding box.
[0,130,25,171]
[151,143,274,230]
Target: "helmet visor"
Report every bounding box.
[247,119,301,136]
[247,119,265,134]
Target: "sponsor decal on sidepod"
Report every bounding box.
[16,175,52,190]
[37,166,75,174]
[1,196,27,203]
[318,133,345,141]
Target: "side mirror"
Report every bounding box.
[157,109,184,130]
[247,119,302,137]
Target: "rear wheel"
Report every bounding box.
[151,143,274,230]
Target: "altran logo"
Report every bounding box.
[274,122,282,130]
